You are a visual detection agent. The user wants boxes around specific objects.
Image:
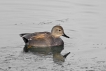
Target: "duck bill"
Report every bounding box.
[62,34,70,38]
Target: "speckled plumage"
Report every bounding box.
[20,25,69,52]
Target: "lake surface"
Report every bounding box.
[0,0,106,71]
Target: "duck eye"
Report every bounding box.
[59,30,61,31]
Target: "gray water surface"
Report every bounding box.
[0,0,106,71]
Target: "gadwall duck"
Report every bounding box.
[20,25,69,52]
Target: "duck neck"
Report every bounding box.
[51,34,60,38]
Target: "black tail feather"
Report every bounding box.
[20,34,26,37]
[23,37,28,43]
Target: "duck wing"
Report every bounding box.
[20,32,51,44]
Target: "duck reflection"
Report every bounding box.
[24,45,70,62]
[27,45,64,54]
[51,45,70,62]
[53,52,70,62]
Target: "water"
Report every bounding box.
[0,0,106,71]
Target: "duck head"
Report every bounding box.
[51,25,70,38]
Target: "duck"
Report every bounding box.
[20,25,69,53]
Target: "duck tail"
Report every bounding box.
[63,52,70,58]
[19,33,26,37]
[23,37,28,43]
[19,33,28,43]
